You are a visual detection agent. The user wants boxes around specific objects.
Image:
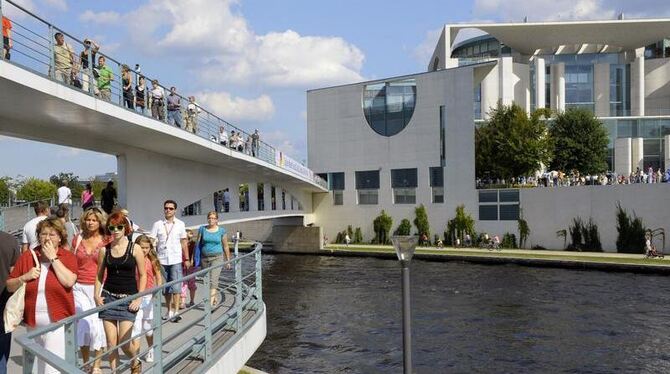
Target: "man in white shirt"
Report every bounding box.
[57,181,72,208]
[150,199,190,322]
[21,201,49,252]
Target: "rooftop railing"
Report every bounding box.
[0,0,327,190]
[15,240,264,373]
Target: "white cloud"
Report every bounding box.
[195,91,275,122]
[261,130,304,160]
[79,10,121,25]
[124,0,364,88]
[43,0,67,11]
[413,28,443,65]
[3,0,37,19]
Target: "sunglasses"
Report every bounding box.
[164,206,175,211]
[107,225,125,232]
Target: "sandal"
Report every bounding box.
[130,360,142,374]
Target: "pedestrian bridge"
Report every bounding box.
[0,0,327,229]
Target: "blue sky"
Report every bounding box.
[0,0,666,179]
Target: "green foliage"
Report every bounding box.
[372,210,393,245]
[395,218,412,236]
[475,104,551,180]
[0,177,10,205]
[445,205,475,245]
[615,203,646,254]
[549,108,609,174]
[347,225,354,239]
[501,233,518,249]
[17,178,57,202]
[413,204,430,237]
[49,172,83,198]
[567,217,602,252]
[517,209,530,248]
[335,231,344,244]
[354,227,363,244]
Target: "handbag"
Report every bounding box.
[193,225,205,268]
[4,249,39,333]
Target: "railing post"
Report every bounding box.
[48,25,55,79]
[87,47,94,96]
[23,349,35,374]
[234,237,241,332]
[255,245,262,308]
[64,320,76,369]
[152,290,163,374]
[203,270,212,361]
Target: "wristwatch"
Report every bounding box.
[49,256,59,263]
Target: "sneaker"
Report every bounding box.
[172,314,182,323]
[145,349,154,363]
[163,311,173,321]
[188,301,195,308]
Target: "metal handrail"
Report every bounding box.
[15,241,264,373]
[0,0,327,189]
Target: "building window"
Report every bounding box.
[182,200,202,216]
[271,186,276,210]
[473,83,482,120]
[545,65,551,109]
[356,170,380,205]
[281,190,286,210]
[391,168,417,204]
[439,106,446,167]
[610,64,631,116]
[429,166,444,203]
[257,183,264,211]
[213,188,230,213]
[478,189,519,221]
[239,184,249,212]
[565,64,594,112]
[329,172,345,205]
[363,79,416,137]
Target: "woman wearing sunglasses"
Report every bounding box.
[94,212,146,374]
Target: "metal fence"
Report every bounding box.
[15,241,263,373]
[0,0,327,189]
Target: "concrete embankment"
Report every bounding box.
[260,244,670,275]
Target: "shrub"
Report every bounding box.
[372,210,393,245]
[517,210,530,248]
[413,204,430,237]
[335,231,343,244]
[501,233,518,249]
[354,227,363,244]
[615,203,646,254]
[394,219,412,236]
[566,217,602,252]
[347,225,354,239]
[446,205,475,246]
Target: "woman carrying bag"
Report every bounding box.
[6,218,78,374]
[194,211,232,308]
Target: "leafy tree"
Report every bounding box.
[372,210,393,245]
[354,227,363,243]
[394,219,412,236]
[475,104,551,180]
[49,172,83,198]
[567,217,602,252]
[615,203,646,254]
[446,205,475,245]
[0,177,10,205]
[413,204,430,237]
[17,178,57,202]
[549,108,609,174]
[501,233,518,249]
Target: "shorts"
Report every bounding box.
[163,263,183,294]
[132,295,154,338]
[98,290,137,322]
[200,255,224,291]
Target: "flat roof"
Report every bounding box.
[448,18,670,55]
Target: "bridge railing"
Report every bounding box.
[0,0,327,189]
[15,240,264,373]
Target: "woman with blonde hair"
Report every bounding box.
[71,207,109,374]
[7,218,78,374]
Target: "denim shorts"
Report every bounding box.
[98,290,137,322]
[163,263,183,294]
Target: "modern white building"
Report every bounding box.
[307,18,670,250]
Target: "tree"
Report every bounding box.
[413,204,430,237]
[354,227,363,243]
[615,203,646,254]
[0,177,10,205]
[446,205,475,245]
[475,104,551,180]
[394,219,412,235]
[549,108,609,174]
[17,178,57,202]
[372,210,393,245]
[49,172,83,198]
[517,210,530,249]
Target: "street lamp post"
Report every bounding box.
[391,235,418,374]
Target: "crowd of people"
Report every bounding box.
[216,127,262,156]
[0,199,233,374]
[477,167,670,188]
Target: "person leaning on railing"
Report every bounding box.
[94,212,146,374]
[6,218,78,374]
[194,211,232,308]
[53,32,75,85]
[79,38,100,94]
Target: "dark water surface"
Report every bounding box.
[247,254,670,373]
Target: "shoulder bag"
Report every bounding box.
[4,249,40,333]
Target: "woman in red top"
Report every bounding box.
[7,217,77,374]
[72,207,109,374]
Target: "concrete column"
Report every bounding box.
[263,183,272,211]
[665,135,670,171]
[594,63,610,116]
[116,154,127,208]
[248,182,258,212]
[632,48,645,116]
[631,137,644,171]
[480,63,499,119]
[535,57,546,110]
[499,56,514,106]
[551,63,566,112]
[615,138,632,176]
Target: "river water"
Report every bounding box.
[247,254,670,373]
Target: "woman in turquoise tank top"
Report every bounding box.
[195,211,232,307]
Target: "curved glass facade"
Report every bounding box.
[362,79,416,137]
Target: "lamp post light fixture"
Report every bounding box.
[391,235,418,374]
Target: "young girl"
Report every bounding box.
[132,235,162,363]
[181,230,197,308]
